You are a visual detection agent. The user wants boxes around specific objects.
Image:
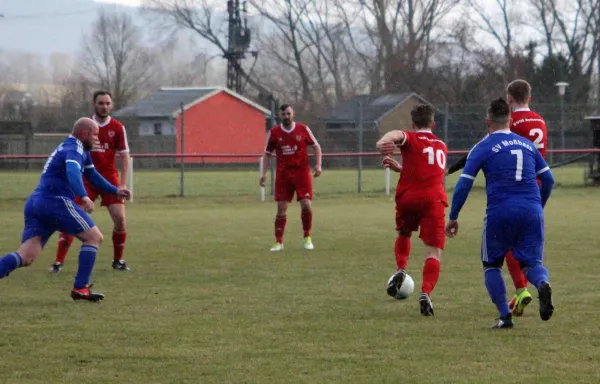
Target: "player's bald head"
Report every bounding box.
[72,117,98,136]
[72,117,99,151]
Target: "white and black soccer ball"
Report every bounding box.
[387,272,415,300]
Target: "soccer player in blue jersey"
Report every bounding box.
[0,117,130,301]
[445,98,555,328]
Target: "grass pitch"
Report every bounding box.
[0,168,599,383]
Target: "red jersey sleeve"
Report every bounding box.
[116,124,129,153]
[305,126,319,146]
[265,129,277,153]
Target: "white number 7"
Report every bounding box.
[510,149,523,181]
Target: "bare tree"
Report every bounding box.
[143,0,273,99]
[78,9,153,109]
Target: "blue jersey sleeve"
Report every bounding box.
[448,141,487,220]
[461,142,487,180]
[534,148,550,175]
[83,166,118,195]
[534,150,554,207]
[64,149,88,198]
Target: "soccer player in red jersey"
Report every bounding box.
[259,104,323,251]
[376,104,447,316]
[49,90,131,273]
[446,79,548,316]
[505,79,548,315]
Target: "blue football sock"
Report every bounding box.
[74,245,98,290]
[0,252,23,278]
[484,267,511,318]
[525,264,550,290]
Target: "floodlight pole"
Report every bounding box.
[556,81,569,162]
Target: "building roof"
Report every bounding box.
[113,87,271,118]
[323,92,430,124]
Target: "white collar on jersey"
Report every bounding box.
[281,122,296,133]
[93,115,112,127]
[513,107,531,112]
[415,129,432,133]
[492,128,511,134]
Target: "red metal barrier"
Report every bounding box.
[1,148,599,160]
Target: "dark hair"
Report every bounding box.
[507,80,531,103]
[410,104,435,128]
[279,104,292,112]
[487,98,510,123]
[93,90,112,103]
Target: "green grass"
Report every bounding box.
[0,169,599,383]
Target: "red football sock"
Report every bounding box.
[112,231,127,261]
[301,210,312,237]
[55,233,74,264]
[421,257,440,295]
[394,235,410,270]
[275,215,287,243]
[505,251,528,290]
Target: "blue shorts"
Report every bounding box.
[22,192,95,248]
[481,210,544,268]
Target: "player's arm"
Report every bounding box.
[376,130,406,155]
[306,127,322,176]
[260,131,275,187]
[65,151,90,199]
[81,153,119,195]
[447,154,467,175]
[448,146,486,221]
[117,126,130,187]
[534,149,554,208]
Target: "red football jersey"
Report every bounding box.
[265,122,319,172]
[511,108,547,158]
[395,130,448,204]
[91,115,129,173]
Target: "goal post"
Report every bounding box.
[128,157,134,204]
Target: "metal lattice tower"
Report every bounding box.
[225,0,251,94]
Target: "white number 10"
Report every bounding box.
[510,149,523,181]
[423,147,446,169]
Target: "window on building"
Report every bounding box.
[153,123,162,135]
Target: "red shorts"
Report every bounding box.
[275,170,312,202]
[74,171,123,207]
[395,192,447,249]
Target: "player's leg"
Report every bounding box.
[2,195,58,278]
[50,189,98,273]
[386,199,417,300]
[294,171,314,249]
[417,204,445,316]
[271,174,293,251]
[106,201,129,271]
[506,250,532,316]
[299,199,313,250]
[512,213,553,321]
[481,214,514,328]
[53,197,105,301]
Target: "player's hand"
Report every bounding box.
[259,175,266,187]
[445,220,459,238]
[382,156,402,173]
[313,165,322,178]
[81,196,95,213]
[376,140,397,156]
[117,187,131,201]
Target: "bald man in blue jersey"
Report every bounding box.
[445,98,554,329]
[0,117,130,301]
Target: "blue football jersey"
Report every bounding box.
[460,129,550,213]
[35,136,94,199]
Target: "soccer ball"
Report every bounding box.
[387,272,415,300]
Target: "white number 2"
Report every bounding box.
[529,128,544,149]
[510,149,523,181]
[423,147,446,169]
